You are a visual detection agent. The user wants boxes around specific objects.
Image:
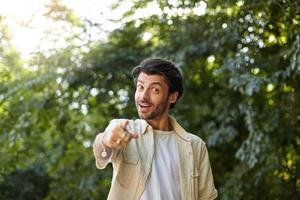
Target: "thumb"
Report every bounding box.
[129,133,139,139]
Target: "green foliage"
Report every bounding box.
[1,0,300,199]
[0,166,50,200]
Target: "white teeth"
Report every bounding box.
[140,105,150,107]
[139,102,151,107]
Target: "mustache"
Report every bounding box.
[138,100,152,104]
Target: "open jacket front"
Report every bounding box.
[93,116,218,200]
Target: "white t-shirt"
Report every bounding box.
[140,130,181,200]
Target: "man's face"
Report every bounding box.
[135,72,177,120]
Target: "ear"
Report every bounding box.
[169,91,179,103]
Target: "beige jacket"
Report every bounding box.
[93,117,218,200]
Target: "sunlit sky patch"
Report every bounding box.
[0,0,124,59]
[0,0,206,59]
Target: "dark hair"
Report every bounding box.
[132,58,183,109]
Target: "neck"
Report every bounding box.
[146,115,171,131]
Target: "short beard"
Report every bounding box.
[136,99,169,120]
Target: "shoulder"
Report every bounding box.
[187,132,206,145]
[186,132,207,152]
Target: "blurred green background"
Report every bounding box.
[0,0,299,199]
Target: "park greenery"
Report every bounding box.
[0,0,299,199]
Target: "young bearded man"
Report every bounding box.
[93,58,218,200]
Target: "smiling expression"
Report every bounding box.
[135,72,177,121]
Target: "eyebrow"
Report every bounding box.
[137,80,164,87]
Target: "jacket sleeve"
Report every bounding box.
[198,143,218,200]
[92,119,120,169]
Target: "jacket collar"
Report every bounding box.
[169,116,191,141]
[138,116,191,142]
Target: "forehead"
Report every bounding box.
[136,72,169,87]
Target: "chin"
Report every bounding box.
[138,112,150,120]
[138,114,148,120]
[139,112,160,121]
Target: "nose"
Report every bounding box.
[140,89,150,101]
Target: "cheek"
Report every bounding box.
[151,94,164,104]
[134,91,139,101]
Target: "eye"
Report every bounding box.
[137,84,144,91]
[152,87,160,94]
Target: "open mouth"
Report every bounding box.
[138,102,152,111]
